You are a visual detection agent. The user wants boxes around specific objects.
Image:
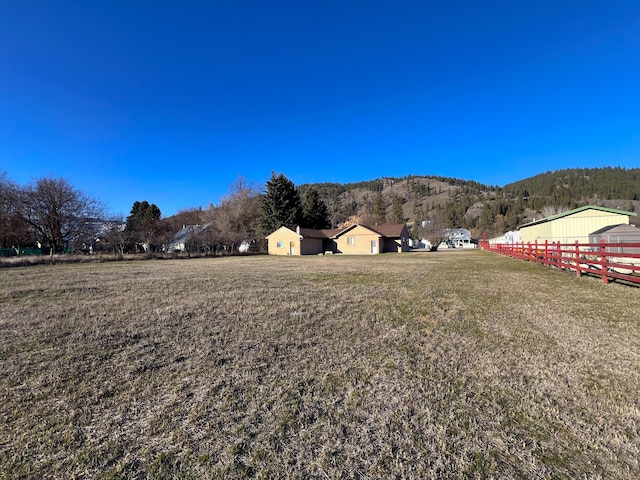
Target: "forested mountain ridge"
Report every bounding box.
[300,167,640,237]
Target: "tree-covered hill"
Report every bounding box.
[300,167,640,238]
[501,167,640,209]
[299,175,494,225]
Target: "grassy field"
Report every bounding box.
[1,251,639,479]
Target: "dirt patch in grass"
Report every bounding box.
[1,251,639,478]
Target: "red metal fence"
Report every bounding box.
[480,239,640,285]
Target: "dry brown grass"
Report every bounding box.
[1,251,639,479]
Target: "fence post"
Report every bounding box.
[533,239,537,263]
[544,240,549,267]
[558,242,564,270]
[600,239,609,285]
[575,241,581,277]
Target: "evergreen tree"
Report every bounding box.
[125,200,162,250]
[372,192,386,219]
[259,172,302,234]
[389,194,405,223]
[479,203,494,231]
[301,185,331,229]
[126,201,161,232]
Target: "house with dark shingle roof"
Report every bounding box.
[266,224,410,255]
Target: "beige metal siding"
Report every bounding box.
[521,210,630,243]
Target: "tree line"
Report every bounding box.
[155,173,333,255]
[3,167,637,256]
[0,171,332,256]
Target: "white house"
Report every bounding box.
[167,224,211,252]
[444,228,477,248]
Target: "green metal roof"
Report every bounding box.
[518,205,637,229]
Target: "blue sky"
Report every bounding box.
[1,1,639,217]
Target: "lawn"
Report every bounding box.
[1,251,639,478]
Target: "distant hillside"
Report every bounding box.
[300,167,640,237]
[299,175,492,227]
[502,167,640,208]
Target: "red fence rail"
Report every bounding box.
[480,239,640,285]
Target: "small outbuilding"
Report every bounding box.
[589,224,640,254]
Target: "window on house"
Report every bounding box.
[276,241,283,248]
[347,236,355,245]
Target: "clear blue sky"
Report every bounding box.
[1,1,639,218]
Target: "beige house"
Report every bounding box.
[518,205,636,244]
[266,224,410,255]
[265,226,338,256]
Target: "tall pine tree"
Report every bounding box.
[125,200,162,250]
[388,194,405,224]
[301,185,331,229]
[369,191,387,224]
[259,173,302,234]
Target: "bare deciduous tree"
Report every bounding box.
[103,217,127,255]
[415,208,447,250]
[0,172,31,249]
[540,205,569,218]
[17,177,106,254]
[163,207,206,234]
[208,176,260,250]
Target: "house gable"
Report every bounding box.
[266,226,301,255]
[333,223,409,254]
[265,226,298,240]
[333,225,381,254]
